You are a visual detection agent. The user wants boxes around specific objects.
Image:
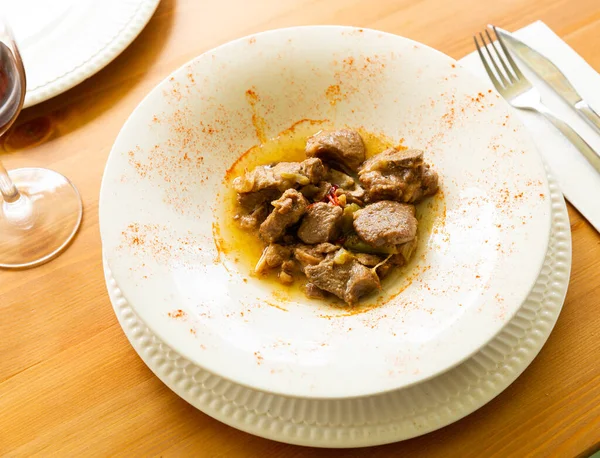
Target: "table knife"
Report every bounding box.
[493,26,600,135]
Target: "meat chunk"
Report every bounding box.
[234,189,280,229]
[313,182,333,201]
[278,260,298,285]
[281,259,297,273]
[231,129,431,305]
[421,165,439,197]
[278,270,294,284]
[235,205,268,230]
[354,253,384,267]
[255,244,292,274]
[233,158,325,193]
[304,251,380,304]
[297,202,343,244]
[317,243,339,252]
[299,181,332,201]
[305,129,366,172]
[301,158,325,184]
[259,189,308,243]
[358,148,439,203]
[374,237,418,278]
[303,282,327,299]
[293,243,339,271]
[236,189,279,211]
[353,201,417,247]
[397,237,418,265]
[375,260,393,279]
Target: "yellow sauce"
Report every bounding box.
[216,120,444,309]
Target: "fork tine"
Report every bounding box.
[479,32,509,87]
[474,35,501,91]
[491,25,524,79]
[484,29,517,83]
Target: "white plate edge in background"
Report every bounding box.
[18,0,160,108]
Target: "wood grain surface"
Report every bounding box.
[2,0,600,456]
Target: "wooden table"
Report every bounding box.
[2,0,600,456]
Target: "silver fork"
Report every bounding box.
[475,26,600,173]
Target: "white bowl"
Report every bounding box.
[100,26,551,399]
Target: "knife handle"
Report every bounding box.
[575,100,600,135]
[535,102,600,173]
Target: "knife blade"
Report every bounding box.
[493,25,600,135]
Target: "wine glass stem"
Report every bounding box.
[0,160,20,203]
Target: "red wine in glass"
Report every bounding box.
[0,21,83,268]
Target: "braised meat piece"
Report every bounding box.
[255,244,292,274]
[375,260,393,279]
[371,236,418,279]
[298,202,343,244]
[234,189,280,229]
[354,253,384,267]
[237,189,278,210]
[421,166,439,197]
[358,148,439,203]
[299,181,332,201]
[259,189,308,243]
[303,282,327,299]
[230,127,439,306]
[305,129,366,172]
[313,181,333,201]
[396,237,418,265]
[304,250,380,304]
[234,206,267,230]
[293,243,339,271]
[278,259,298,285]
[353,201,417,247]
[301,158,326,183]
[233,158,325,194]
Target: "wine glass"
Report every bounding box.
[0,19,82,268]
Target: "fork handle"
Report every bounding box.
[534,102,600,173]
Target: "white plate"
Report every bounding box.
[104,170,570,447]
[1,0,160,108]
[100,26,552,398]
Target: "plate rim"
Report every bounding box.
[21,0,160,108]
[100,25,553,399]
[104,169,570,447]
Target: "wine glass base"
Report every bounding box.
[0,167,83,269]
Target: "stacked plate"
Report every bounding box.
[4,0,160,107]
[99,26,571,447]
